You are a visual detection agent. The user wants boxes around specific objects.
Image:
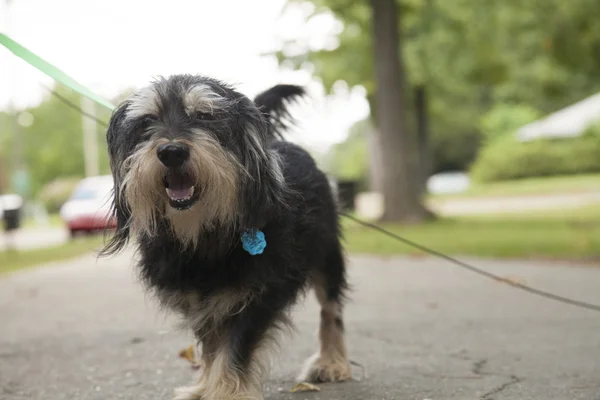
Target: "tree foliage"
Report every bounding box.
[0,84,129,197]
[325,118,371,185]
[479,104,542,143]
[277,0,600,177]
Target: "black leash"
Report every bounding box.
[46,94,600,313]
[342,212,600,313]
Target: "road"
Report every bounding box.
[429,192,600,216]
[1,252,600,400]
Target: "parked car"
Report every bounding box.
[426,171,471,195]
[59,175,116,237]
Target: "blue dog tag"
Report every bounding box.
[241,229,267,255]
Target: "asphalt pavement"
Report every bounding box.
[1,252,600,400]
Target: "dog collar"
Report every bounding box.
[241,229,266,255]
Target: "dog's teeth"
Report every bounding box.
[166,186,195,202]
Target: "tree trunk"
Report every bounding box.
[366,94,385,192]
[370,0,429,222]
[367,127,385,192]
[415,85,431,197]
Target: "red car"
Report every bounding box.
[59,175,117,237]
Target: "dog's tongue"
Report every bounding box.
[166,173,194,201]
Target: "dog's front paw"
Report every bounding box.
[299,353,352,383]
[173,384,205,400]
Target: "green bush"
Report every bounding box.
[470,127,600,182]
[479,103,542,142]
[325,119,370,190]
[38,177,81,214]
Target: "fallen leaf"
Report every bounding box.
[289,382,321,393]
[495,276,526,286]
[178,345,201,369]
[409,251,427,258]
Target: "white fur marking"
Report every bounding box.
[183,84,227,116]
[125,86,159,119]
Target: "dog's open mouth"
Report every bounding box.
[163,170,200,210]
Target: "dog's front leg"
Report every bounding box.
[174,301,286,400]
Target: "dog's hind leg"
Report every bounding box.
[300,246,352,383]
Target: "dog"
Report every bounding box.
[101,74,352,400]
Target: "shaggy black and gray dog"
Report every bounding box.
[101,74,352,399]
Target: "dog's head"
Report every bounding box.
[101,74,303,253]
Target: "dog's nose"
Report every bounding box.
[157,143,190,168]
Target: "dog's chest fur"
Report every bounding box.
[136,219,310,331]
[133,141,337,334]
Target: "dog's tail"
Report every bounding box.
[254,84,305,140]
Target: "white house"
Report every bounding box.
[516,92,600,142]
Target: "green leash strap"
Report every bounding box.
[0,33,116,111]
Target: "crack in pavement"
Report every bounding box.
[481,375,522,400]
[471,359,523,400]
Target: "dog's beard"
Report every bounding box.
[120,133,240,248]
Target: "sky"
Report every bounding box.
[0,0,370,152]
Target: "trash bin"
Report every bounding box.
[3,208,21,231]
[1,194,24,232]
[336,180,358,212]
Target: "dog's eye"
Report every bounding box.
[143,116,157,124]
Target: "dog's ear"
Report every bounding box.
[101,101,134,256]
[236,85,305,229]
[235,99,286,231]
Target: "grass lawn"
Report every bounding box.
[0,235,105,275]
[3,204,600,277]
[430,173,600,199]
[342,205,600,260]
